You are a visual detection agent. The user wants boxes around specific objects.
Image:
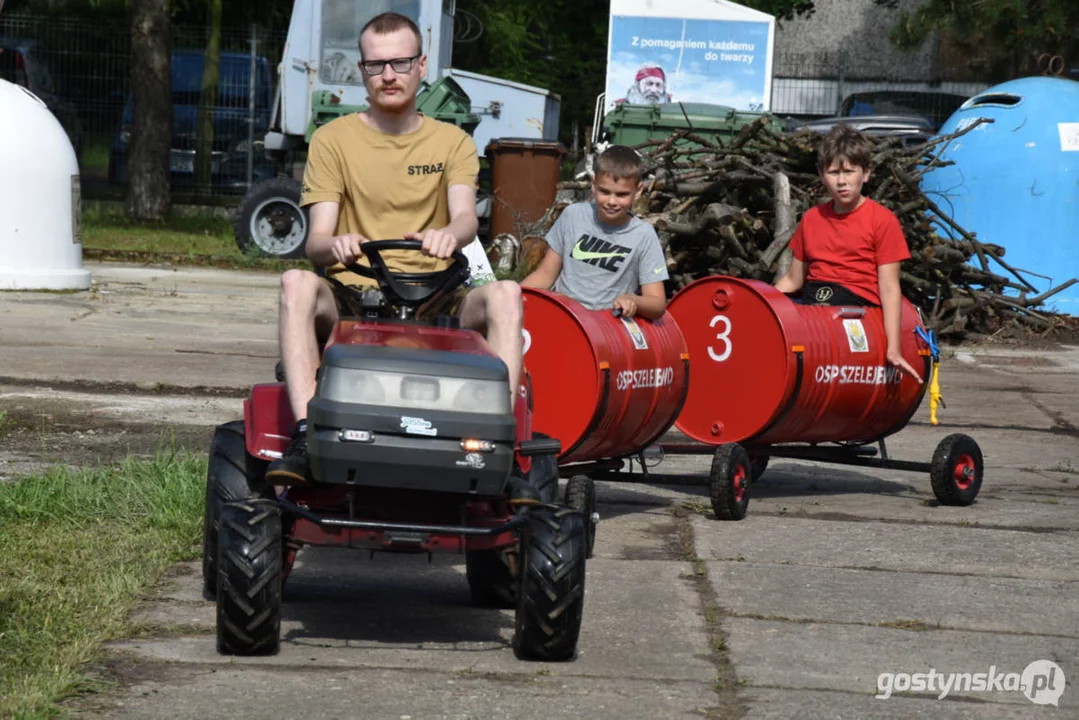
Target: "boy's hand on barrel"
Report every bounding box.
[613,294,638,318]
[887,347,923,384]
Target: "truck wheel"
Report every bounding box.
[202,420,271,596]
[216,499,282,655]
[930,434,983,506]
[513,506,586,661]
[564,476,597,558]
[710,443,751,521]
[466,546,517,609]
[233,177,308,259]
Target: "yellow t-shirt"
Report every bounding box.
[300,113,479,285]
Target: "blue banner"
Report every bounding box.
[606,15,771,112]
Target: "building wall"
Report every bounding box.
[772,0,937,80]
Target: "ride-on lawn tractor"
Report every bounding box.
[202,240,587,661]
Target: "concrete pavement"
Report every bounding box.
[1,263,1075,718]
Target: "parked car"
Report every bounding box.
[109,48,276,192]
[839,90,971,131]
[0,37,82,157]
[790,114,937,148]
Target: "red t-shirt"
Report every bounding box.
[789,198,911,305]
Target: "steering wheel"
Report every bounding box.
[344,239,471,309]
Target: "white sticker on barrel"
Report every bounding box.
[814,364,903,385]
[1059,123,1079,152]
[843,319,870,353]
[616,366,675,391]
[620,317,649,350]
[522,328,532,355]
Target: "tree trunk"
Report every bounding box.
[195,0,223,192]
[126,0,172,221]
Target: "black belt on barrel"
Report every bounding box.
[797,281,877,307]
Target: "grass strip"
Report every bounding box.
[0,451,207,719]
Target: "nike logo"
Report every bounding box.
[571,243,627,261]
[570,235,631,272]
[653,267,664,274]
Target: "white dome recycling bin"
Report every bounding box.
[0,78,91,290]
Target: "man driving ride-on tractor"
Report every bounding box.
[269,12,528,496]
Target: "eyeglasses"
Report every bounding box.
[360,54,421,76]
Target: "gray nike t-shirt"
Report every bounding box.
[545,202,669,311]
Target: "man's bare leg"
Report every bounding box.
[458,280,523,394]
[459,280,536,503]
[268,269,339,483]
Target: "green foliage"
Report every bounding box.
[453,0,610,149]
[873,0,1079,78]
[738,0,817,23]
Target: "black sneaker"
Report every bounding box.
[266,431,309,485]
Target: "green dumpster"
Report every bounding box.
[306,77,480,142]
[602,102,781,149]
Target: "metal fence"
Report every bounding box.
[0,14,287,200]
[770,50,994,123]
[3,13,1013,202]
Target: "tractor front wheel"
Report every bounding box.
[513,506,587,661]
[216,499,283,655]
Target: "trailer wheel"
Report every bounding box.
[216,499,283,655]
[234,177,309,259]
[749,453,769,481]
[202,420,271,596]
[513,506,586,661]
[565,476,597,558]
[710,443,751,521]
[465,546,517,609]
[930,434,983,506]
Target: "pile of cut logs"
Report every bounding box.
[507,116,1076,340]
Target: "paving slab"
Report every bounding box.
[723,618,1078,711]
[692,516,1079,580]
[706,561,1079,637]
[739,687,1074,719]
[115,555,714,683]
[0,263,280,392]
[95,664,717,720]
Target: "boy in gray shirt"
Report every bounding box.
[523,145,669,319]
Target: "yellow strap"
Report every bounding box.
[929,361,943,426]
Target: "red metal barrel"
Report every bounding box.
[666,277,931,446]
[521,288,689,464]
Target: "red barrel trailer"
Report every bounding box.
[664,276,983,520]
[521,288,690,550]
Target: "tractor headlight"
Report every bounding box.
[319,368,509,415]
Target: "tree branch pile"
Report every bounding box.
[518,117,1076,341]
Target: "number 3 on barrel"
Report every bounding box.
[707,314,732,362]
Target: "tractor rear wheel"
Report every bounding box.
[565,476,597,558]
[513,506,587,661]
[233,177,308,259]
[202,420,271,596]
[466,546,517,609]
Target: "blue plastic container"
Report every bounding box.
[920,77,1079,313]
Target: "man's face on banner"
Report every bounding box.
[638,74,665,102]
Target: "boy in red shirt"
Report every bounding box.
[775,124,922,382]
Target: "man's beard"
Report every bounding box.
[626,84,665,104]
